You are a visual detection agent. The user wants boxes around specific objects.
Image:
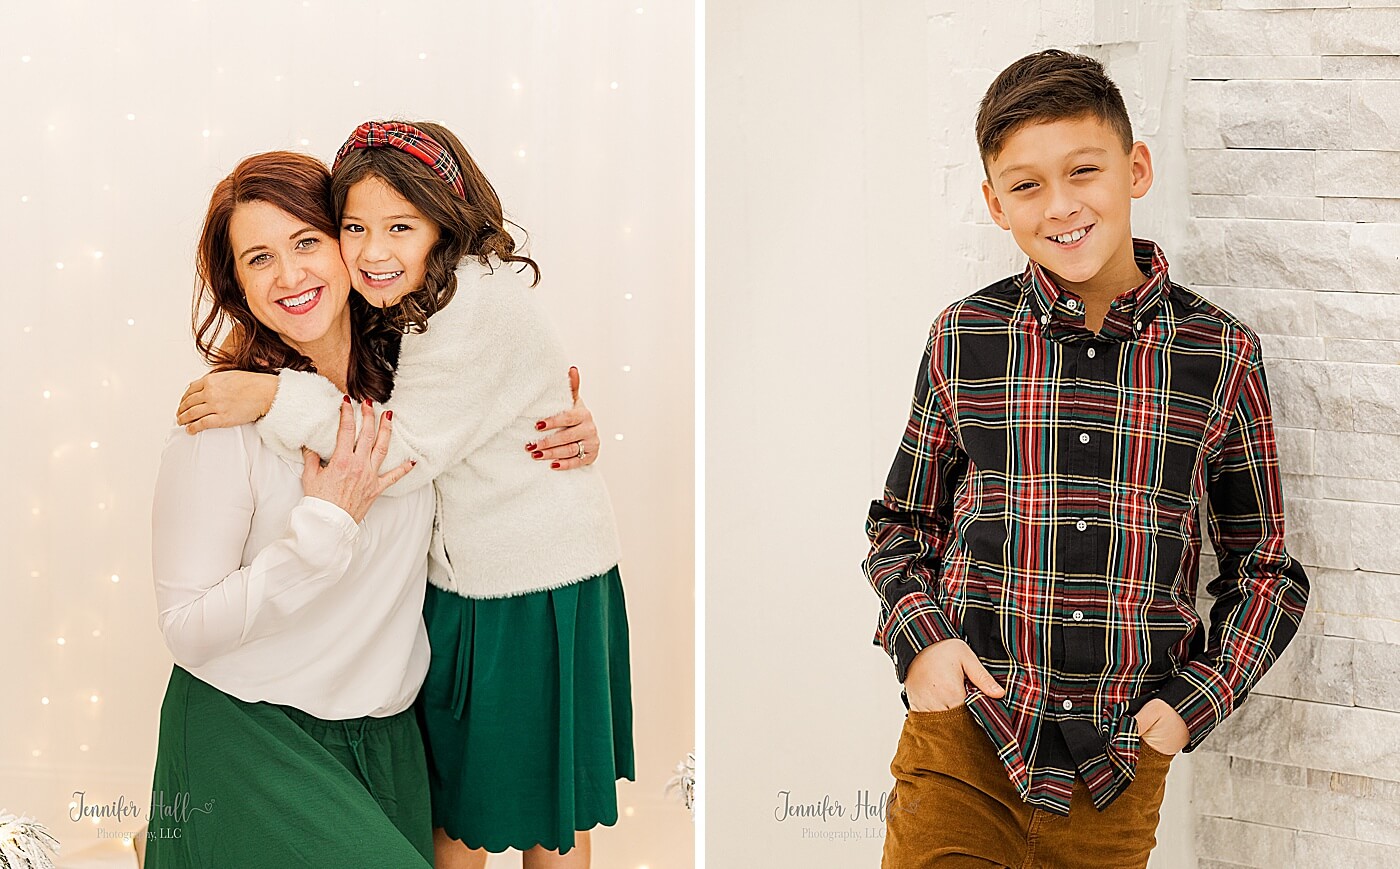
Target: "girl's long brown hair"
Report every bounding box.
[331,121,539,333]
[193,151,400,402]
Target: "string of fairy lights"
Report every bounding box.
[14,3,680,865]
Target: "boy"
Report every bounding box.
[864,50,1309,868]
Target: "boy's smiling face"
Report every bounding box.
[981,114,1153,298]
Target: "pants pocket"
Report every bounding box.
[893,706,968,766]
[1138,742,1175,764]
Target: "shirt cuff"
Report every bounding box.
[255,369,302,443]
[296,496,361,538]
[255,368,342,461]
[1153,660,1236,752]
[881,591,961,683]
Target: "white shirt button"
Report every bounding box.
[1040,314,1049,324]
[1072,610,1084,621]
[1135,321,1143,331]
[1062,699,1074,711]
[1075,520,1088,532]
[1066,299,1078,311]
[1079,433,1090,444]
[1086,347,1096,359]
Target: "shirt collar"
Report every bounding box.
[1019,238,1174,336]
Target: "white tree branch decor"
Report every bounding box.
[0,813,60,869]
[664,751,697,818]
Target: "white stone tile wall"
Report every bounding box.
[1184,3,1400,865]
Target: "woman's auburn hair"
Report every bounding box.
[331,120,540,333]
[193,150,400,403]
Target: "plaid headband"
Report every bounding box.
[332,121,466,199]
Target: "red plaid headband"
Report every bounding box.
[332,121,466,199]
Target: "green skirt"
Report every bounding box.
[416,566,636,854]
[145,666,433,868]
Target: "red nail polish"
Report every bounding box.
[386,410,393,420]
[343,395,351,404]
[525,443,537,451]
[410,460,417,466]
[535,421,547,431]
[550,462,560,469]
[532,450,544,459]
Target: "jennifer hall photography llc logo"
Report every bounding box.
[70,789,215,840]
[773,787,903,843]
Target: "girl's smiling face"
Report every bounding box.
[339,175,441,307]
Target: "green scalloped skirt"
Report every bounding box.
[415,566,635,854]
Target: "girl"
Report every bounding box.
[179,121,635,868]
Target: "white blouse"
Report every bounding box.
[151,423,433,720]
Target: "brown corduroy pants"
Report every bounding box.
[882,705,1172,869]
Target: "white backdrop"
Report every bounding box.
[1,2,693,867]
[707,1,1193,866]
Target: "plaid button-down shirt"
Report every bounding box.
[865,239,1309,815]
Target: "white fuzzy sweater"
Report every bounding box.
[256,256,621,599]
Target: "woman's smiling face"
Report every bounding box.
[229,200,352,348]
[338,175,441,308]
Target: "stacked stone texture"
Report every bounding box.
[1184,1,1400,866]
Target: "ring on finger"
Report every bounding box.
[576,441,587,459]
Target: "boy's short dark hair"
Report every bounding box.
[975,49,1133,167]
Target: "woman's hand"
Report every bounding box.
[301,398,415,524]
[1134,699,1190,756]
[177,371,279,434]
[527,366,602,471]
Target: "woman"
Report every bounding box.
[147,151,599,867]
[177,121,634,868]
